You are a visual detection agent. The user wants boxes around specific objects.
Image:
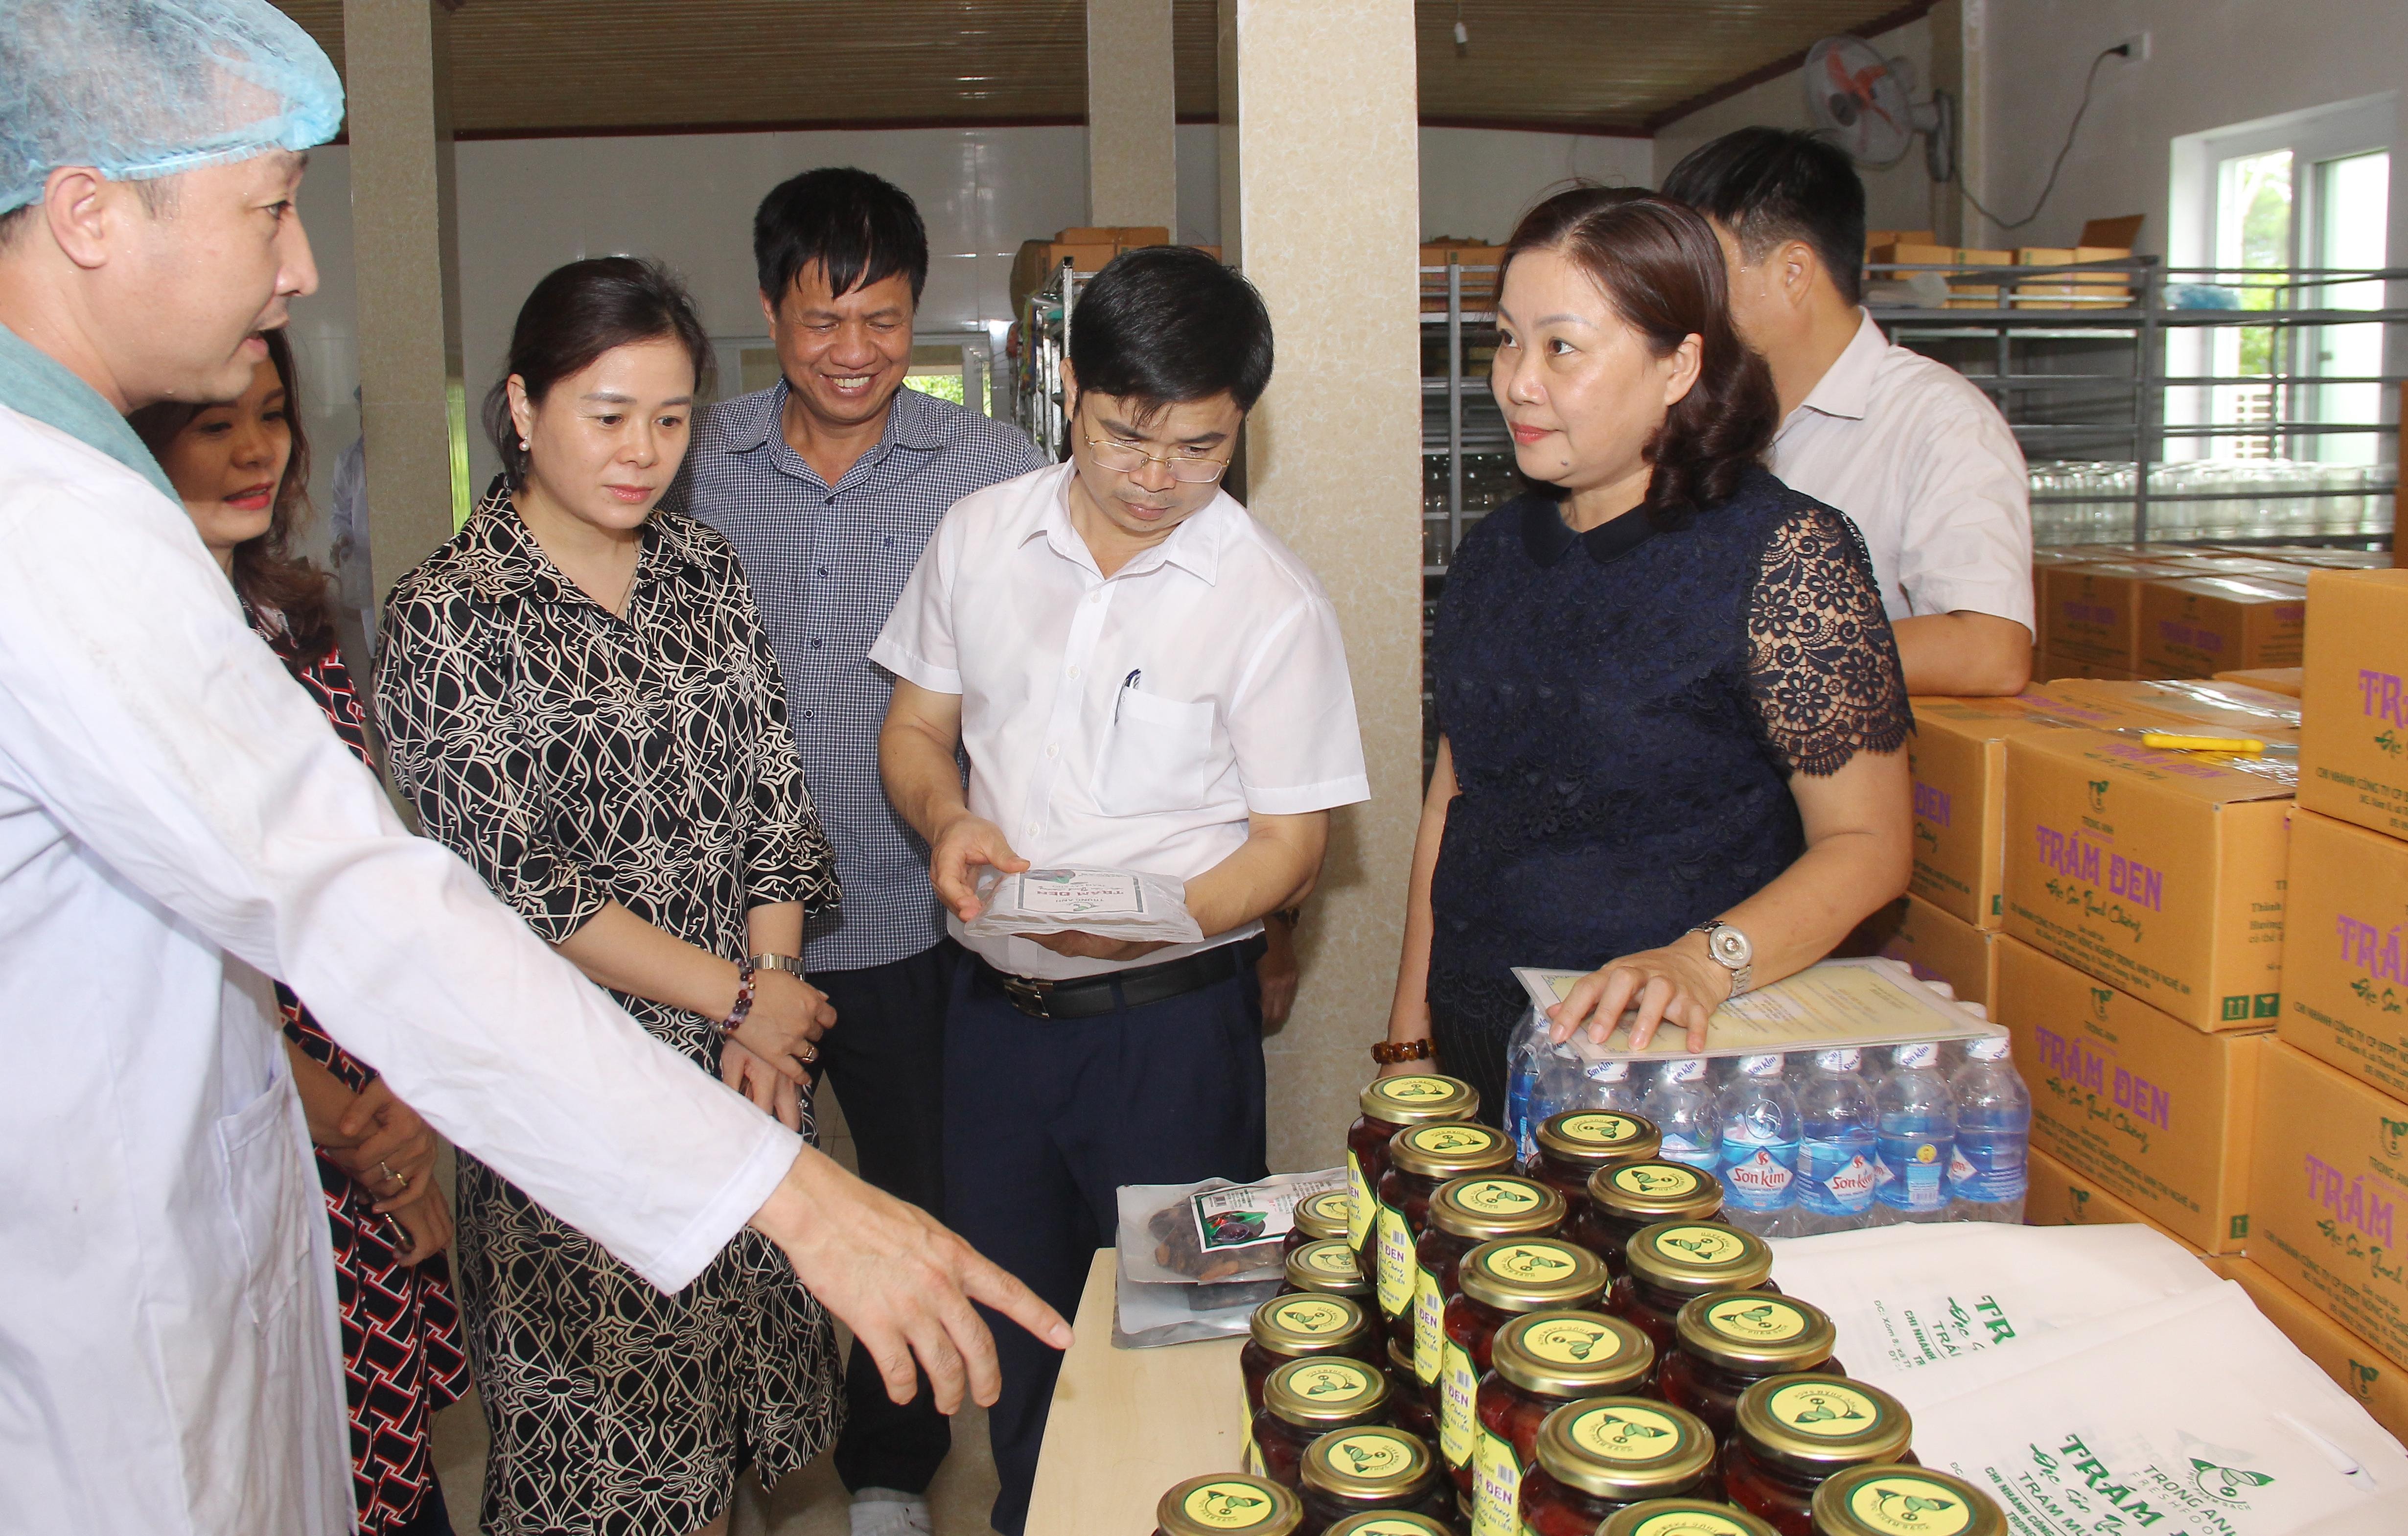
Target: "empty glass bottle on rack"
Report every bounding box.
[1791,1050,1878,1236]
[1714,1055,1801,1237]
[1946,1037,2031,1224]
[1644,1057,1722,1174]
[1871,1044,1956,1225]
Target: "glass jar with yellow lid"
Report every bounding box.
[1435,1239,1607,1480]
[1468,1311,1653,1536]
[1286,1239,1372,1302]
[1155,1473,1303,1536]
[1598,1498,1779,1536]
[1382,1339,1440,1444]
[1608,1223,1774,1370]
[1297,1427,1457,1535]
[1322,1513,1453,1536]
[1375,1122,1515,1333]
[1288,1189,1356,1257]
[1726,1376,1915,1536]
[1245,1294,1383,1416]
[1810,1465,2001,1536]
[1347,1076,1479,1262]
[1659,1291,1838,1444]
[1514,1398,1717,1535]
[1255,1356,1393,1490]
[1409,1174,1565,1394]
[1529,1110,1662,1209]
[1573,1160,1723,1270]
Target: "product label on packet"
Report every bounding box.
[1469,1425,1521,1536]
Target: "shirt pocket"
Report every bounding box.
[215,1071,313,1334]
[1092,689,1220,818]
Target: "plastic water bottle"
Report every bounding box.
[1645,1057,1722,1174]
[1715,1054,1801,1237]
[1948,1036,2032,1223]
[1574,1057,1646,1116]
[1792,1048,1879,1236]
[1873,1042,1957,1224]
[1504,1007,1554,1165]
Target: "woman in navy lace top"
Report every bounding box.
[1383,188,1914,1117]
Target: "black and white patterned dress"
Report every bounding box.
[374,482,842,1536]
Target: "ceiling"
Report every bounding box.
[273,0,1932,140]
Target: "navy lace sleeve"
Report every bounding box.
[1744,503,1913,777]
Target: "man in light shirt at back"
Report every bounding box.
[1663,126,2034,696]
[875,246,1368,1535]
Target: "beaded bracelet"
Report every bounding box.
[721,963,758,1037]
[1370,1037,1434,1065]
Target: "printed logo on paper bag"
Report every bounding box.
[2188,1457,2276,1508]
[1566,1403,1683,1462]
[1180,1481,1276,1530]
[1847,1477,1973,1535]
[1767,1381,1876,1437]
[1706,1296,1808,1344]
[1522,1317,1620,1365]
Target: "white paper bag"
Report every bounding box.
[962,865,1204,946]
[1767,1221,2221,1380]
[1894,1281,2408,1535]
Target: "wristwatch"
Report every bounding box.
[748,953,807,979]
[1687,919,1753,999]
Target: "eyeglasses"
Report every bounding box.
[1084,435,1233,483]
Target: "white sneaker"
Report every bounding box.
[850,1490,934,1536]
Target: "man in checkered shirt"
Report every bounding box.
[686,166,1042,1536]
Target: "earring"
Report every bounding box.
[518,438,529,451]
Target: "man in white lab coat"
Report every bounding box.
[0,6,1064,1531]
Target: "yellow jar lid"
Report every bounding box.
[1811,1465,2005,1536]
[1299,1427,1438,1503]
[1736,1375,1913,1471]
[1536,1110,1663,1169]
[1358,1074,1479,1125]
[1623,1222,1773,1297]
[1491,1310,1653,1399]
[1427,1175,1566,1240]
[1388,1120,1514,1179]
[1455,1238,1608,1313]
[1323,1513,1453,1536]
[1249,1293,1370,1356]
[1294,1189,1354,1242]
[1674,1290,1836,1373]
[1585,1160,1724,1223]
[1285,1239,1370,1298]
[1532,1397,1715,1500]
[1263,1355,1391,1429]
[1600,1498,1779,1536]
[1156,1474,1303,1536]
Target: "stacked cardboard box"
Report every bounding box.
[1420,237,1507,311]
[1866,241,2015,307]
[1008,226,1178,314]
[2011,245,2135,309]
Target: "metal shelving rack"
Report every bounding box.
[1866,257,2405,549]
[1421,257,1511,765]
[1015,260,1090,463]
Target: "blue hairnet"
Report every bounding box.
[1,0,344,215]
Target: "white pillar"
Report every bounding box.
[1086,0,1178,231]
[1219,0,1424,1170]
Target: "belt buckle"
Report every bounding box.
[1001,974,1054,1019]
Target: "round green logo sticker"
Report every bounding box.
[1289,1361,1375,1403]
[1651,1224,1748,1266]
[1611,1163,1703,1198]
[1327,1430,1413,1478]
[1405,1123,1499,1155]
[1454,1178,1541,1214]
[1180,1481,1280,1530]
[1377,1076,1452,1103]
[1273,1298,1348,1334]
[1299,1244,1358,1278]
[1522,1316,1620,1366]
[1481,1243,1576,1282]
[1767,1381,1880,1438]
[1560,1112,1642,1145]
[1707,1296,1806,1342]
[1630,1511,1761,1536]
[1567,1403,1685,1461]
[1848,1476,1975,1535]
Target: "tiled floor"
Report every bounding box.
[429,1094,1005,1535]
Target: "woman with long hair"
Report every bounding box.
[1382,187,1913,1110]
[373,257,842,1536]
[131,329,468,1536]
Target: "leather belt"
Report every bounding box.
[972,935,1269,1021]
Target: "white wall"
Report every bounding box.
[1651,17,1945,236]
[1418,127,1653,241]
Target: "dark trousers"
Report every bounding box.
[812,939,965,1496]
[944,949,1270,1536]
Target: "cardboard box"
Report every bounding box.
[2045,561,2177,669]
[2038,654,2141,683]
[2244,1041,2408,1367]
[1851,894,2000,1009]
[1906,695,2083,927]
[1058,225,1170,247]
[1998,937,2266,1252]
[2024,1145,2206,1254]
[2044,677,2303,745]
[2299,569,2408,842]
[2209,1255,2408,1445]
[2279,809,2408,1100]
[2003,727,2293,1030]
[1865,229,1936,254]
[2138,574,2309,677]
[2216,667,2306,698]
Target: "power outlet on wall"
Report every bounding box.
[2110,31,2152,63]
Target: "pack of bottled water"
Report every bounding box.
[1504,1013,2030,1235]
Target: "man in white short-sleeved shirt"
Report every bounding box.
[1665,127,2034,696]
[874,247,1367,1535]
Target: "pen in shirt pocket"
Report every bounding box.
[1114,668,1142,722]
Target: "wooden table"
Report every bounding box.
[1025,1251,1247,1535]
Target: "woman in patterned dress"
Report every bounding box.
[131,330,468,1536]
[373,257,843,1536]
